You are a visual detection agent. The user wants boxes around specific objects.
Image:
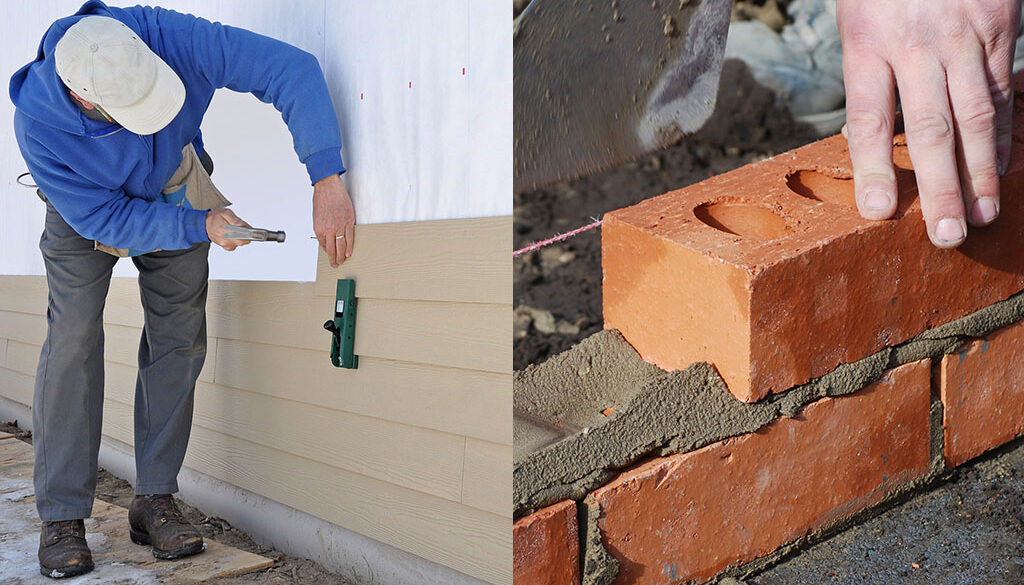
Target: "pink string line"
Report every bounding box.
[513,219,603,258]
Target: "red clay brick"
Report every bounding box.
[588,360,932,584]
[603,75,1024,403]
[940,320,1024,467]
[514,500,580,585]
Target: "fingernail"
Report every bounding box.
[935,218,966,244]
[972,198,999,224]
[864,190,892,210]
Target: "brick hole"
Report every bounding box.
[693,201,790,241]
[786,170,856,208]
[891,145,921,216]
[893,144,913,171]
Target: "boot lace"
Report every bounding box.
[45,520,82,542]
[148,495,189,526]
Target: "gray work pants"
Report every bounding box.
[33,201,210,522]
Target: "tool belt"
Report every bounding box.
[94,143,232,257]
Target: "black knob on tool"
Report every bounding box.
[323,320,339,335]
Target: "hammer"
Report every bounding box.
[221,225,286,243]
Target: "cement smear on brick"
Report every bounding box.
[515,290,1024,584]
[580,499,619,585]
[514,331,890,517]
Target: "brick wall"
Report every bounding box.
[516,316,1024,584]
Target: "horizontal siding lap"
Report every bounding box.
[312,217,512,304]
[4,340,38,377]
[0,310,46,347]
[463,438,513,517]
[0,282,508,374]
[100,362,467,503]
[0,366,35,407]
[213,338,511,445]
[101,398,510,585]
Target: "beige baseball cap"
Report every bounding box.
[54,15,185,135]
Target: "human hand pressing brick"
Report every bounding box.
[837,0,1021,248]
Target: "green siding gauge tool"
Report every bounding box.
[323,279,358,369]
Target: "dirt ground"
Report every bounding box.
[513,58,818,369]
[751,437,1024,584]
[0,421,352,585]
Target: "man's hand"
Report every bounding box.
[838,0,1020,248]
[312,174,355,267]
[205,208,253,251]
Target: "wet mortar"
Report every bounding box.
[515,288,1024,519]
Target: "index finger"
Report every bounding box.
[842,50,898,219]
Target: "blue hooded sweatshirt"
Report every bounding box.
[9,1,345,251]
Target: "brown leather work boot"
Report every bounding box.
[38,519,94,579]
[128,494,205,560]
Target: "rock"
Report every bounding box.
[513,306,534,339]
[516,305,578,337]
[532,313,557,335]
[528,306,558,335]
[539,246,576,271]
[556,320,581,336]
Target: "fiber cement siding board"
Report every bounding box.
[312,217,512,304]
[0,278,508,373]
[0,311,511,444]
[0,311,46,347]
[0,277,47,314]
[214,338,512,445]
[100,399,510,585]
[0,367,34,407]
[4,332,214,387]
[0,277,140,326]
[100,363,465,503]
[102,325,217,384]
[4,341,39,377]
[353,298,508,373]
[462,438,513,517]
[206,281,507,372]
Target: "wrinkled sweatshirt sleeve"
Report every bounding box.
[152,7,346,185]
[18,124,209,250]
